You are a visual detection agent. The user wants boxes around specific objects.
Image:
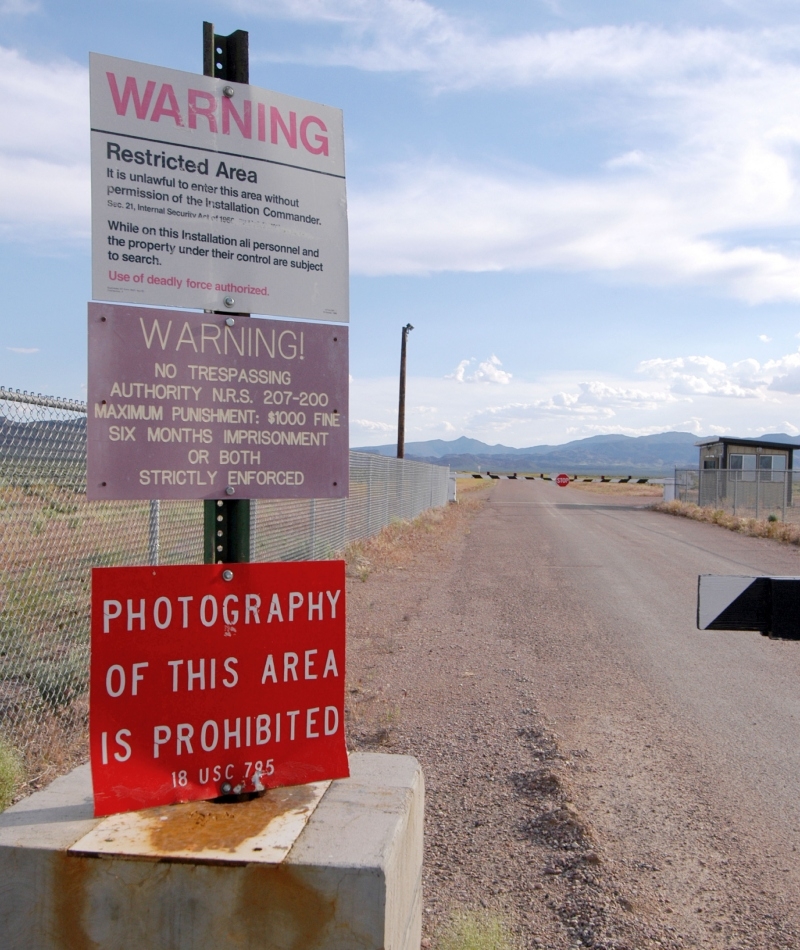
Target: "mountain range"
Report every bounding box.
[353,432,800,475]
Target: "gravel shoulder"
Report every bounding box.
[345,479,800,950]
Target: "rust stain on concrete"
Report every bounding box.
[147,783,319,854]
[238,863,337,950]
[51,851,96,950]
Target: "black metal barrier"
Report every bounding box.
[697,575,800,639]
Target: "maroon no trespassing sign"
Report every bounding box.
[87,302,349,501]
[90,562,348,817]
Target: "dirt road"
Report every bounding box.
[346,479,800,949]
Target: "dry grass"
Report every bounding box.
[2,696,89,804]
[435,909,514,950]
[0,740,23,811]
[345,485,493,581]
[456,477,496,495]
[654,499,800,544]
[570,481,664,497]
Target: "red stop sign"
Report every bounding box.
[556,473,570,487]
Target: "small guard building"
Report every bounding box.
[696,436,794,475]
[694,436,794,511]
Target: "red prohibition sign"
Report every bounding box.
[555,473,570,487]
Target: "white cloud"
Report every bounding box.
[352,418,395,433]
[447,355,512,384]
[350,340,800,446]
[242,6,800,301]
[637,354,770,397]
[241,2,791,91]
[768,367,800,393]
[6,346,39,354]
[606,150,652,171]
[0,0,39,13]
[559,380,671,409]
[0,47,89,243]
[348,150,800,300]
[759,334,772,341]
[7,9,800,307]
[638,348,800,399]
[466,380,672,429]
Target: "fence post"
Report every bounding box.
[148,500,160,566]
[366,455,373,537]
[756,470,760,520]
[783,471,787,522]
[386,459,390,527]
[202,22,251,568]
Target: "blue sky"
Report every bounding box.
[4,0,800,446]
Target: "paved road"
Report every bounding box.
[348,477,800,947]
[485,478,800,945]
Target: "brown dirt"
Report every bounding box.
[570,482,663,497]
[345,483,674,950]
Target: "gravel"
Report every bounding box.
[344,481,800,950]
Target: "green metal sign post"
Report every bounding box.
[202,21,251,565]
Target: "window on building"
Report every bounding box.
[759,454,786,481]
[703,459,717,469]
[729,454,756,480]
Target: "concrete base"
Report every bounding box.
[0,752,423,950]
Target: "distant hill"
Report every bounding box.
[358,436,531,459]
[353,431,800,475]
[757,433,800,445]
[0,416,86,465]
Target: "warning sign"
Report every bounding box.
[86,302,348,501]
[90,562,348,817]
[90,53,348,321]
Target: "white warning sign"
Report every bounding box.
[90,53,348,322]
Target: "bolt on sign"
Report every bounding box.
[90,52,348,322]
[90,562,348,817]
[87,302,348,500]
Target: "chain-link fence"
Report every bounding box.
[0,387,448,783]
[675,468,800,523]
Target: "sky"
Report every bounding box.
[4,1,800,448]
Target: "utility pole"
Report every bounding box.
[202,22,251,564]
[397,323,414,459]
